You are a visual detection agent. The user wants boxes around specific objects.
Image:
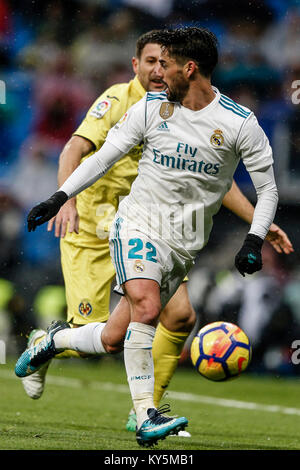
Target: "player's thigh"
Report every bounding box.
[60,237,115,325]
[160,281,196,333]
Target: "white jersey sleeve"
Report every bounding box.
[106,96,147,153]
[59,141,124,198]
[248,166,278,239]
[237,113,273,171]
[236,112,278,239]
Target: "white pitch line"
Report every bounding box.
[1,369,300,417]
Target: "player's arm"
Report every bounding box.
[27,98,147,232]
[47,135,95,237]
[222,180,293,254]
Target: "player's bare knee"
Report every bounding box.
[101,330,124,354]
[178,308,196,332]
[132,296,161,325]
[103,342,123,355]
[101,336,123,354]
[161,304,196,332]
[183,305,197,330]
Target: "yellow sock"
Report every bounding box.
[33,333,82,358]
[33,335,45,346]
[54,349,82,359]
[152,322,189,408]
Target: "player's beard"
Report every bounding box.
[166,72,189,103]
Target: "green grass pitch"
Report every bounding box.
[1,357,300,451]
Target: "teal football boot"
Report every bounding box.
[15,320,70,378]
[136,405,188,447]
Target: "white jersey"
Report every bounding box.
[105,87,273,259]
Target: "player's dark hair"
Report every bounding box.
[135,30,165,58]
[158,27,218,77]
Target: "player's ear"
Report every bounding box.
[132,57,139,74]
[185,61,197,78]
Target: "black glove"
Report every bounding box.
[235,233,263,277]
[27,191,68,232]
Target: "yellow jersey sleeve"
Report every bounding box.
[73,83,130,151]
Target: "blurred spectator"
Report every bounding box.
[283,267,300,326]
[71,8,138,87]
[30,51,96,149]
[7,138,58,210]
[17,30,63,73]
[0,191,23,281]
[0,0,11,41]
[260,6,300,70]
[215,14,280,100]
[124,0,174,19]
[33,284,66,330]
[0,277,36,355]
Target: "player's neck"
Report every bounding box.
[181,79,215,111]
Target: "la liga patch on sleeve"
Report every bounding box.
[90,99,111,119]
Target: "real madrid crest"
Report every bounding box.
[210,129,224,147]
[159,102,174,120]
[134,260,145,273]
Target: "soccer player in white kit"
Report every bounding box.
[15,27,279,447]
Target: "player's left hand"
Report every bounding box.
[27,191,68,232]
[235,233,263,277]
[47,197,79,238]
[265,223,294,254]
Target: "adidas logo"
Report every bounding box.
[157,121,170,132]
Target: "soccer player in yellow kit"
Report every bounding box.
[21,30,293,435]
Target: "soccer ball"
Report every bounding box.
[190,321,251,381]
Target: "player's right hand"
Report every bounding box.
[47,198,80,238]
[27,191,68,232]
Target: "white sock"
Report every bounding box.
[53,322,106,354]
[124,322,156,429]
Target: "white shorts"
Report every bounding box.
[109,216,193,309]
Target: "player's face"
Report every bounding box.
[132,43,165,92]
[159,50,190,103]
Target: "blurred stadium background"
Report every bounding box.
[0,0,300,376]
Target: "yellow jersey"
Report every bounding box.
[73,75,145,242]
